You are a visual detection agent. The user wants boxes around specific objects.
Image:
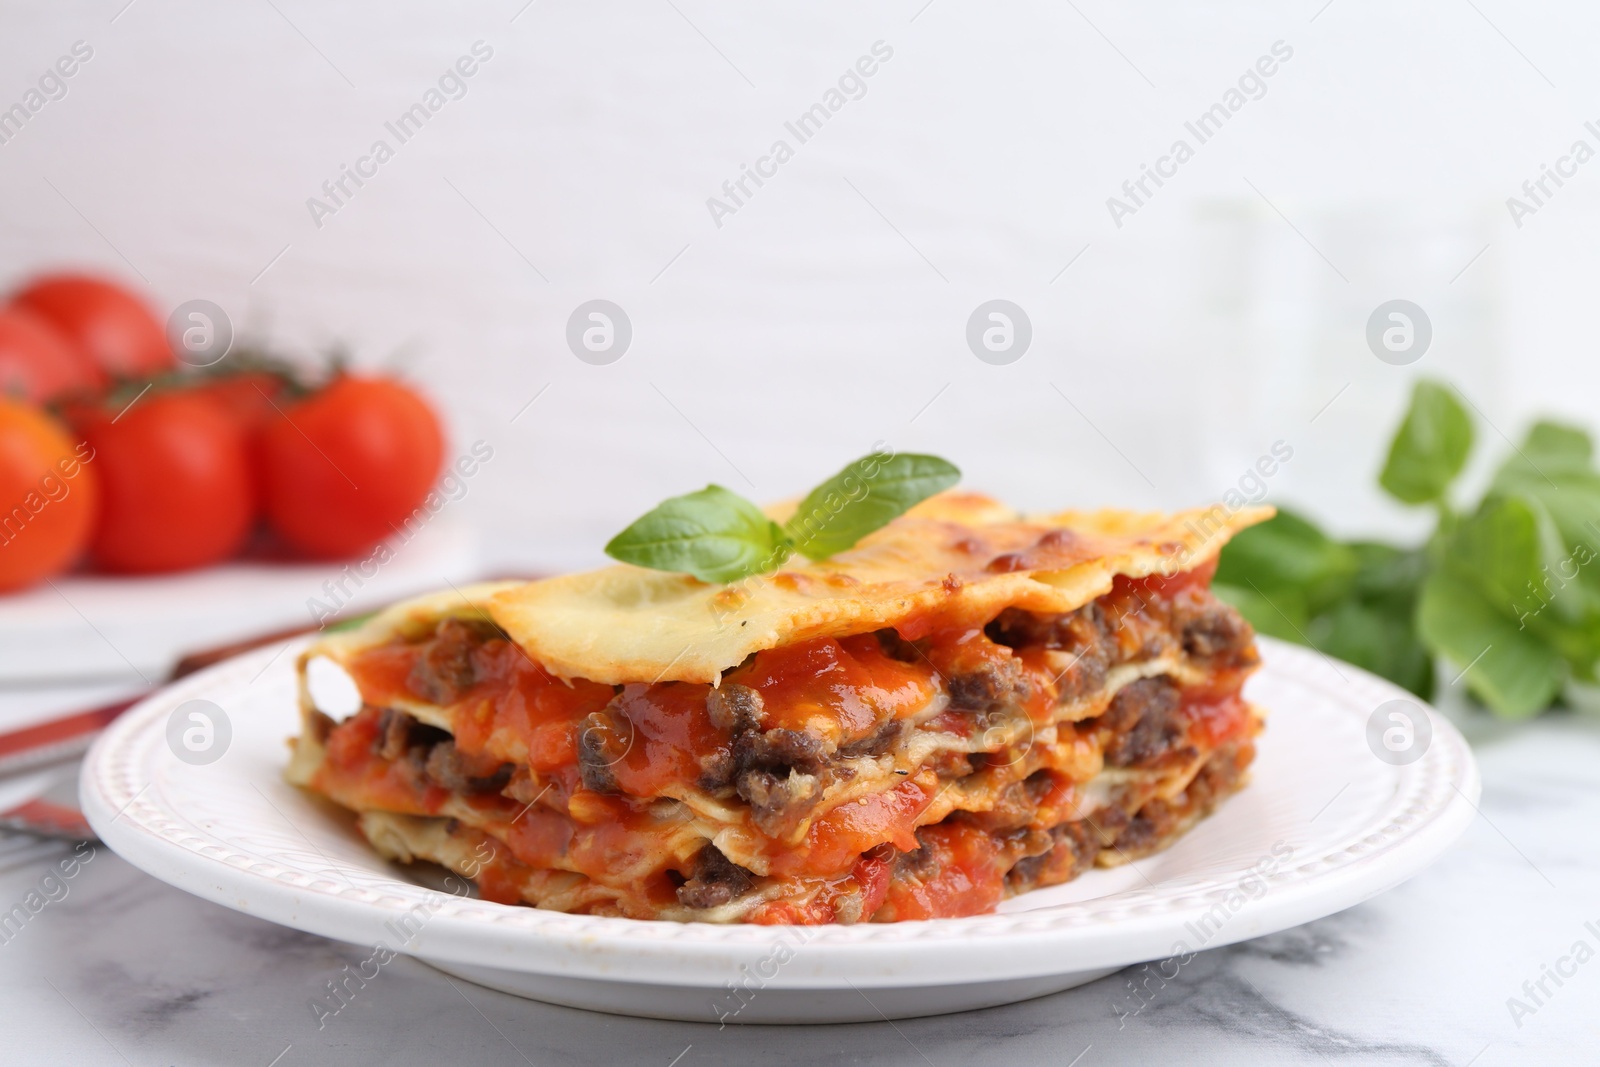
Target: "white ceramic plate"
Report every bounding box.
[81,635,1479,1024]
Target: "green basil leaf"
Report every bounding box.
[1416,569,1562,717]
[1346,540,1428,613]
[1211,582,1309,644]
[1434,493,1600,675]
[1448,493,1577,625]
[605,485,792,583]
[1379,380,1474,505]
[1495,420,1593,483]
[1312,598,1435,700]
[1213,509,1357,615]
[1527,420,1593,461]
[785,453,960,561]
[1502,471,1600,540]
[325,611,377,633]
[1484,468,1600,606]
[1488,420,1600,602]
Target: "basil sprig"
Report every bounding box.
[1378,380,1474,505]
[605,452,960,583]
[1216,377,1600,719]
[601,485,791,585]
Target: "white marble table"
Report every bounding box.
[0,686,1594,1067]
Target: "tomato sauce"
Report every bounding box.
[1182,691,1254,749]
[314,705,449,816]
[447,641,614,774]
[728,634,937,738]
[471,853,528,906]
[766,778,934,878]
[877,821,1007,921]
[747,849,898,925]
[608,682,725,798]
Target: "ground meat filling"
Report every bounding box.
[698,683,850,838]
[1099,677,1192,770]
[1173,596,1260,670]
[425,742,512,795]
[836,717,904,758]
[986,603,1113,703]
[895,834,942,881]
[374,706,450,763]
[945,656,1030,715]
[372,707,513,795]
[1108,742,1250,859]
[676,843,756,910]
[1002,741,1252,894]
[576,708,631,794]
[404,617,507,706]
[987,601,1111,656]
[988,585,1257,686]
[1006,818,1099,892]
[731,724,829,840]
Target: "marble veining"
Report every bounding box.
[1120,919,1454,1067]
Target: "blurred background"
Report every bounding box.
[1,7,1597,1060]
[0,0,1594,678]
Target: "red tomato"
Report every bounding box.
[0,401,99,591]
[12,274,172,378]
[258,375,443,558]
[69,391,254,573]
[0,307,103,403]
[192,370,292,433]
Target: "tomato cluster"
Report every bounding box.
[0,272,444,591]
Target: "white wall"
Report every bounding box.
[3,0,1596,571]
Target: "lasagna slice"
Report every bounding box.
[287,493,1271,924]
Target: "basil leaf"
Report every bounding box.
[1416,569,1562,717]
[1450,493,1577,625]
[1313,598,1435,699]
[604,485,792,583]
[1490,422,1600,599]
[1214,509,1357,615]
[785,453,961,561]
[1379,380,1474,505]
[1346,540,1428,613]
[325,611,377,633]
[1443,492,1600,683]
[1211,582,1308,643]
[1222,521,1435,698]
[1491,420,1592,487]
[1497,470,1600,539]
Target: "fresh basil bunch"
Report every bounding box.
[605,452,961,583]
[1216,379,1600,717]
